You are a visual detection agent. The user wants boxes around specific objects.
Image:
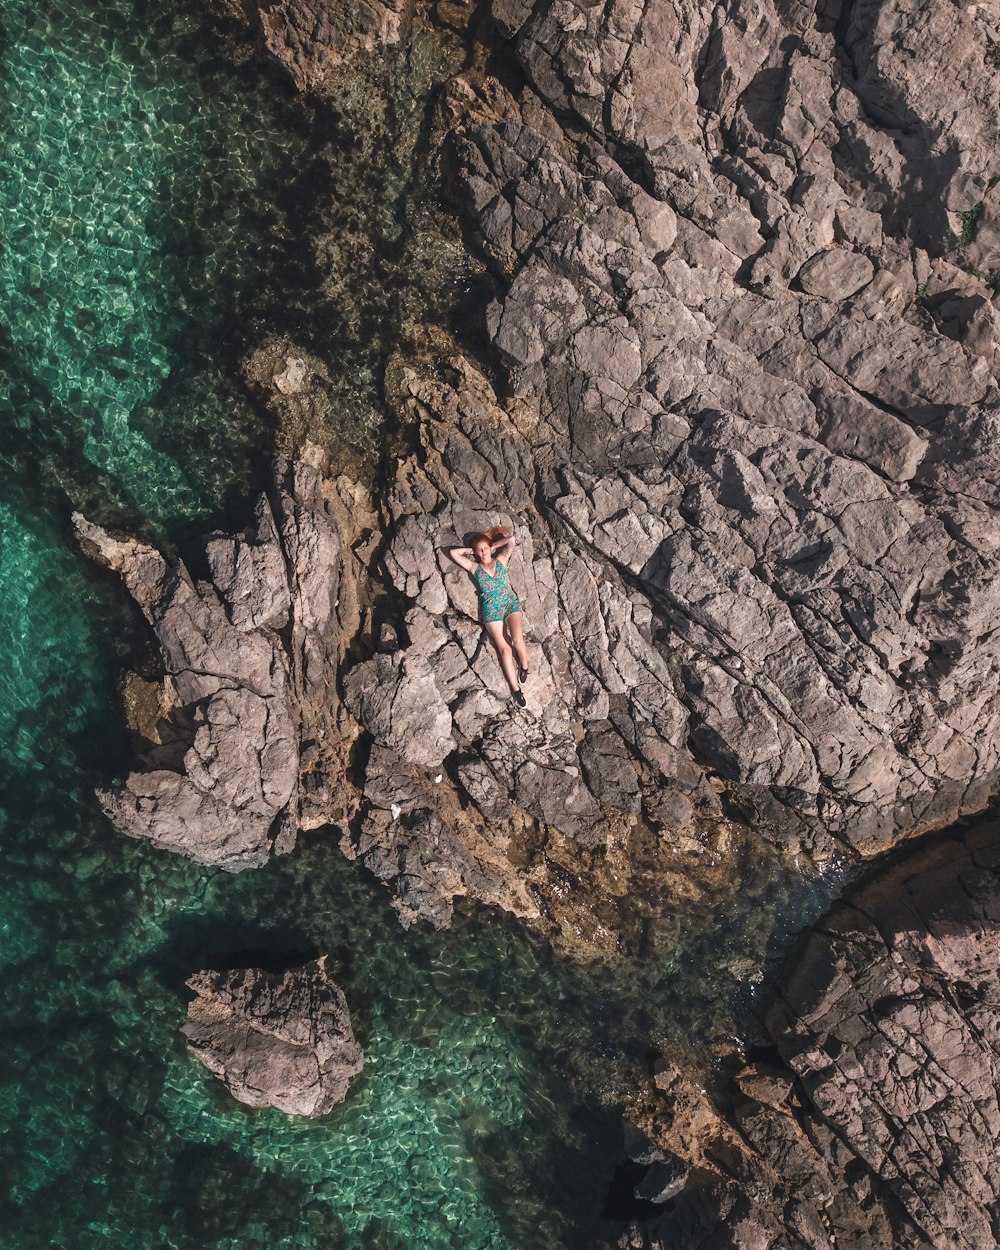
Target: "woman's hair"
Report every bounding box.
[473,525,511,546]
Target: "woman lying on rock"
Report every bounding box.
[448,526,529,707]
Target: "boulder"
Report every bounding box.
[797,248,875,299]
[182,958,363,1117]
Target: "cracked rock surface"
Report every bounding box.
[182,958,363,1117]
[73,455,362,870]
[441,0,1000,855]
[618,823,1000,1250]
[84,0,1000,904]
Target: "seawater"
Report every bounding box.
[0,2,844,1247]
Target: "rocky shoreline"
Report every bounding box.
[619,821,1000,1250]
[78,0,1000,1243]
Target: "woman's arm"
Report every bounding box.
[447,546,476,573]
[493,533,516,565]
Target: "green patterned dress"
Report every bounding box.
[474,560,522,624]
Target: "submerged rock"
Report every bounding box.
[182,958,363,1117]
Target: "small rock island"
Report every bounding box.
[181,958,363,1118]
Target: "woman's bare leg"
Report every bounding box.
[505,612,529,673]
[485,619,520,692]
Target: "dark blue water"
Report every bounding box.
[0,2,844,1246]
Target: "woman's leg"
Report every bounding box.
[505,611,529,673]
[484,619,520,692]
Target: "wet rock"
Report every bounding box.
[182,958,363,1117]
[258,0,407,91]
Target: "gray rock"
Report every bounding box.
[74,455,357,870]
[445,34,1000,854]
[797,248,875,299]
[343,650,455,769]
[768,824,1000,1250]
[815,386,928,482]
[74,514,298,871]
[634,1158,689,1205]
[579,722,641,816]
[182,958,363,1117]
[81,0,1000,944]
[206,494,291,632]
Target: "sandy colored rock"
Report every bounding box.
[258,0,407,90]
[797,248,875,299]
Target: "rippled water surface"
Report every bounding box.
[0,2,844,1247]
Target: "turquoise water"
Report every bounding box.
[0,2,844,1247]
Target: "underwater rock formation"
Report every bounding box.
[207,0,409,88]
[259,0,409,90]
[182,958,363,1117]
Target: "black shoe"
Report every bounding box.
[512,689,526,708]
[517,666,529,683]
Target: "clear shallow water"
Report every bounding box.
[0,2,845,1247]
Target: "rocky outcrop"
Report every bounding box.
[619,822,1000,1250]
[182,958,363,1117]
[341,741,538,929]
[73,454,362,870]
[262,0,408,89]
[77,0,1000,1237]
[84,0,1000,900]
[770,824,1000,1250]
[438,0,1000,856]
